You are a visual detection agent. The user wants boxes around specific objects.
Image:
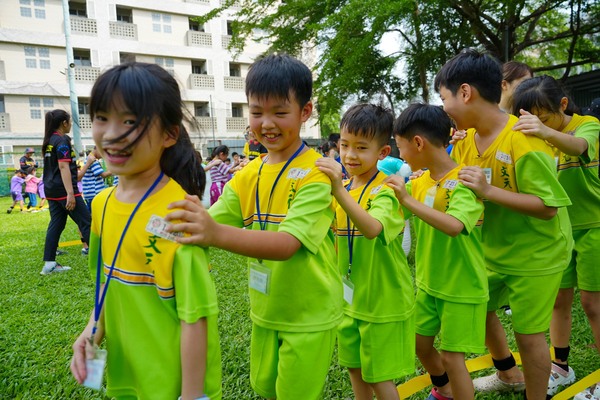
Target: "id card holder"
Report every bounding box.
[483,168,492,184]
[249,262,271,295]
[83,344,107,390]
[424,185,437,208]
[342,277,354,305]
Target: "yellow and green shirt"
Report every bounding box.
[209,149,343,332]
[90,179,221,400]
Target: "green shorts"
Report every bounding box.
[415,289,487,354]
[560,228,600,291]
[487,270,562,334]
[337,314,415,383]
[250,323,336,400]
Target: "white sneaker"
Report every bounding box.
[548,363,576,395]
[40,263,71,275]
[574,384,600,400]
[473,371,526,392]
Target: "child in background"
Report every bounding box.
[24,166,41,211]
[37,179,47,210]
[316,103,415,400]
[499,61,533,113]
[70,62,221,400]
[386,103,487,400]
[512,76,600,399]
[7,169,26,213]
[166,53,343,400]
[436,49,572,400]
[204,145,233,206]
[81,147,112,213]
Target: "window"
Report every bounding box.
[20,0,45,19]
[29,97,53,120]
[152,13,172,33]
[0,96,5,113]
[231,103,243,118]
[189,18,204,32]
[120,53,136,64]
[191,60,207,75]
[24,46,50,70]
[78,101,90,115]
[155,57,175,68]
[116,7,132,23]
[194,102,210,117]
[229,63,241,77]
[226,21,234,36]
[73,49,91,67]
[69,2,87,17]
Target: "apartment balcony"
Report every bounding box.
[226,117,247,132]
[70,16,97,35]
[189,74,215,89]
[221,35,232,49]
[0,113,10,131]
[224,76,244,91]
[74,66,101,82]
[186,31,212,47]
[185,0,211,4]
[109,21,137,40]
[220,0,241,8]
[196,117,216,131]
[79,114,92,130]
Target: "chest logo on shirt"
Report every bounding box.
[143,235,162,265]
[287,168,311,179]
[495,150,512,164]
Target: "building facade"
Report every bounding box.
[0,0,321,167]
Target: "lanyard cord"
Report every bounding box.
[345,171,379,279]
[255,143,305,231]
[91,172,164,340]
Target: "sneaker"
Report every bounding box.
[574,384,600,400]
[426,388,453,400]
[81,248,89,255]
[7,207,12,214]
[40,263,71,275]
[56,249,67,256]
[548,363,576,396]
[473,372,526,393]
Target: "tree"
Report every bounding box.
[200,0,599,130]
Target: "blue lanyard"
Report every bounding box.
[345,171,379,278]
[91,172,164,340]
[255,143,305,231]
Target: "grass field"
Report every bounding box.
[0,196,598,399]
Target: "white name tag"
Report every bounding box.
[442,179,458,190]
[145,215,183,242]
[495,150,512,164]
[342,277,354,305]
[370,185,382,195]
[483,168,492,184]
[287,168,310,179]
[83,348,107,390]
[249,262,271,295]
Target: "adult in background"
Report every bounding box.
[40,109,91,275]
[20,147,38,170]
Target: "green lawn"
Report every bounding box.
[0,196,597,399]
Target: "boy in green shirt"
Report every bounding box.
[167,54,343,400]
[386,103,487,400]
[434,49,572,400]
[316,103,415,400]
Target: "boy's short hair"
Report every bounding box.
[232,152,239,157]
[340,103,393,147]
[393,103,452,148]
[434,48,503,104]
[245,53,312,107]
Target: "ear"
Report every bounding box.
[378,144,391,160]
[560,97,569,112]
[459,83,473,103]
[414,135,425,151]
[301,100,313,122]
[501,80,509,91]
[163,125,179,149]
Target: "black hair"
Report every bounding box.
[89,62,205,197]
[434,48,503,104]
[512,75,579,117]
[245,53,312,107]
[327,133,340,144]
[232,152,239,157]
[211,145,229,159]
[393,103,453,148]
[340,103,393,147]
[321,141,336,155]
[42,109,70,153]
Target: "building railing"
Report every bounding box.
[0,113,10,131]
[223,76,244,91]
[74,66,101,82]
[221,35,232,49]
[70,16,97,35]
[196,116,216,131]
[78,114,92,130]
[109,21,137,40]
[189,74,215,89]
[186,0,211,4]
[226,117,247,131]
[186,31,212,47]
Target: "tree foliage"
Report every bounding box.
[199,0,599,131]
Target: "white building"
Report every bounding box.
[0,0,321,168]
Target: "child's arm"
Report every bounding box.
[166,195,301,260]
[458,165,557,220]
[316,157,382,239]
[180,319,207,400]
[385,175,465,236]
[513,110,588,156]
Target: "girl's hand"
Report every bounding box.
[458,166,490,199]
[70,332,96,384]
[165,195,217,247]
[384,175,409,203]
[449,129,467,145]
[513,109,552,139]
[315,157,344,191]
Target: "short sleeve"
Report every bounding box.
[208,184,245,228]
[575,121,600,164]
[515,150,571,208]
[369,188,404,245]
[445,184,484,235]
[55,137,72,162]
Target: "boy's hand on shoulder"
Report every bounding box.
[315,157,344,192]
[409,169,425,180]
[513,109,553,140]
[449,128,467,145]
[384,175,408,203]
[458,166,490,199]
[165,194,219,247]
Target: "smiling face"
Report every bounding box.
[340,129,389,184]
[248,92,312,163]
[438,86,468,130]
[394,135,422,172]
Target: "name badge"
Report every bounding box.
[442,179,458,190]
[370,185,382,195]
[342,277,354,305]
[483,168,492,184]
[145,215,184,242]
[249,262,271,295]
[83,346,107,390]
[287,168,310,179]
[495,150,512,164]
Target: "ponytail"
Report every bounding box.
[42,109,70,153]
